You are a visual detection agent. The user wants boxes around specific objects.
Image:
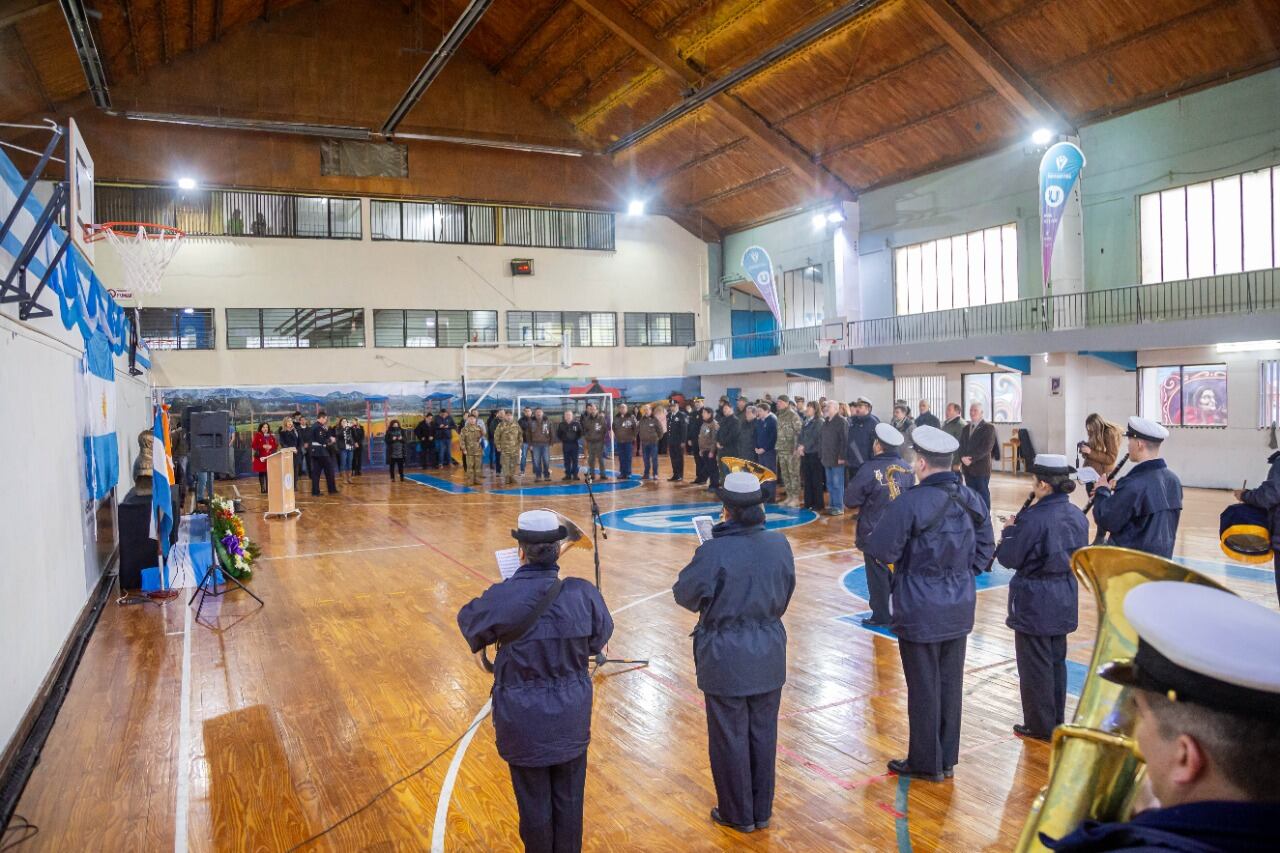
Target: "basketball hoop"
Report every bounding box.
[86,221,184,295]
[816,337,838,360]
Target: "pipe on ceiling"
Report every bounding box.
[57,0,111,109]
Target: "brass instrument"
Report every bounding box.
[718,456,778,482]
[1013,546,1233,852]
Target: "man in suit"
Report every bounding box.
[959,402,997,508]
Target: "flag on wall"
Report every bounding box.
[82,331,118,500]
[1039,141,1086,289]
[150,405,175,560]
[741,245,782,326]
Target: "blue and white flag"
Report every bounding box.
[741,245,781,326]
[82,331,118,500]
[150,406,175,561]
[1039,141,1086,288]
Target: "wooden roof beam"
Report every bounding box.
[915,0,1069,131]
[0,1,55,30]
[122,0,144,76]
[569,0,842,198]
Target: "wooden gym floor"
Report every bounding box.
[12,459,1276,852]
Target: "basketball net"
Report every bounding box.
[88,222,185,296]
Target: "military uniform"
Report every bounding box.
[845,424,915,625]
[666,407,690,481]
[775,403,803,506]
[495,419,523,485]
[1091,417,1181,558]
[695,415,719,488]
[580,411,608,478]
[845,408,881,477]
[1239,449,1280,603]
[461,419,486,485]
[613,411,638,480]
[305,419,338,495]
[864,426,994,780]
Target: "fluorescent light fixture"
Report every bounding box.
[1216,339,1280,353]
[627,200,645,216]
[177,177,197,190]
[183,307,195,314]
[811,213,827,228]
[826,210,845,224]
[1031,128,1053,146]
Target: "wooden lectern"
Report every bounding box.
[264,449,301,520]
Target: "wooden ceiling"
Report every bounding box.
[2,0,1278,235]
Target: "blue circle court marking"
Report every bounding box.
[599,502,818,535]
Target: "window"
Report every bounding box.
[895,223,1018,315]
[226,308,364,349]
[373,309,498,347]
[781,265,824,328]
[370,200,614,250]
[894,375,946,421]
[963,372,1022,423]
[624,312,696,346]
[501,207,615,251]
[95,185,361,239]
[506,311,616,346]
[138,308,215,350]
[1139,363,1228,426]
[1140,165,1279,284]
[1262,361,1280,429]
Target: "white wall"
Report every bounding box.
[99,209,710,388]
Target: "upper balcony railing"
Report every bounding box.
[685,269,1279,363]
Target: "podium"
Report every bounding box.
[264,449,301,520]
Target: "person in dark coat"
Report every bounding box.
[351,421,365,476]
[845,423,915,626]
[1092,417,1181,558]
[797,402,826,511]
[580,403,608,480]
[305,411,338,496]
[518,407,534,475]
[752,405,779,502]
[673,472,796,834]
[845,396,881,478]
[456,511,614,853]
[1235,449,1280,604]
[667,402,690,482]
[915,400,941,430]
[414,416,433,468]
[715,402,741,481]
[613,403,638,481]
[864,425,994,781]
[433,409,457,468]
[277,415,302,484]
[959,402,998,509]
[732,406,757,464]
[996,454,1089,741]
[556,410,583,481]
[486,409,501,474]
[819,401,848,515]
[694,407,719,489]
[1044,582,1280,853]
[384,419,407,481]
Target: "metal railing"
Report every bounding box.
[686,324,826,362]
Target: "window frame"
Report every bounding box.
[962,371,1023,424]
[623,312,696,347]
[372,308,499,348]
[506,311,617,347]
[137,307,216,351]
[225,308,366,349]
[893,223,1019,316]
[1138,363,1229,428]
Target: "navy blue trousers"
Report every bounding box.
[756,449,778,501]
[705,688,782,828]
[616,441,634,478]
[964,474,991,509]
[1015,632,1068,737]
[562,441,579,477]
[898,637,967,774]
[508,751,588,853]
[641,443,659,478]
[864,556,892,624]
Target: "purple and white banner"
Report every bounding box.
[741,245,781,326]
[1038,141,1085,288]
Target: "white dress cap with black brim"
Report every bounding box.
[853,395,873,406]
[512,509,568,544]
[1031,453,1075,476]
[1099,582,1280,719]
[874,422,905,448]
[910,424,959,456]
[717,471,765,507]
[1125,415,1170,443]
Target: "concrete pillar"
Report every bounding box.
[832,200,861,322]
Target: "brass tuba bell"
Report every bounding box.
[1013,546,1233,852]
[718,456,778,482]
[542,508,593,556]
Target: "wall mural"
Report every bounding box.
[161,376,700,474]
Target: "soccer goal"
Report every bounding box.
[514,393,616,464]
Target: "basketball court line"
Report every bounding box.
[430,698,493,853]
[256,543,426,561]
[174,601,193,853]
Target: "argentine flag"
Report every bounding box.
[150,405,175,562]
[82,331,118,500]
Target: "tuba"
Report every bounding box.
[1014,546,1233,852]
[718,456,778,482]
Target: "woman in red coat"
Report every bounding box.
[251,422,278,493]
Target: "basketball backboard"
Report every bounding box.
[67,118,94,265]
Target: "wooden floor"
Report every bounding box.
[12,461,1276,852]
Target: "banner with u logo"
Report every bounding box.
[1038,141,1085,289]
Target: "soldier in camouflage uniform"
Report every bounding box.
[494,409,523,485]
[461,411,487,485]
[775,395,804,507]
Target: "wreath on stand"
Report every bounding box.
[210,495,261,580]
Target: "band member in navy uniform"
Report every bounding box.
[1046,582,1280,852]
[996,454,1089,742]
[865,425,994,781]
[673,472,796,833]
[845,423,916,627]
[456,511,613,853]
[1235,449,1280,604]
[1092,416,1182,558]
[305,411,338,496]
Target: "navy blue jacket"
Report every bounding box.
[1045,800,1280,852]
[457,564,613,767]
[754,414,777,454]
[1241,450,1280,551]
[672,521,796,697]
[864,471,995,643]
[996,492,1088,636]
[1092,458,1182,558]
[915,411,941,430]
[845,413,881,472]
[844,451,916,549]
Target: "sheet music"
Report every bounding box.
[692,515,715,544]
[495,547,521,580]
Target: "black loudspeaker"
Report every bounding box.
[190,411,235,475]
[182,405,204,432]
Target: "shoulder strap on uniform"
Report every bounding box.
[481,579,564,673]
[916,482,985,535]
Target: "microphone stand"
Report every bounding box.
[583,473,649,671]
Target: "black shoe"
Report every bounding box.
[887,759,945,782]
[944,767,954,779]
[667,476,680,482]
[710,808,754,833]
[562,475,571,481]
[861,617,891,628]
[1013,724,1052,742]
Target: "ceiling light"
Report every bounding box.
[811,213,827,228]
[1216,339,1280,353]
[627,200,645,216]
[1030,128,1053,146]
[182,308,195,314]
[826,210,845,224]
[177,177,197,190]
